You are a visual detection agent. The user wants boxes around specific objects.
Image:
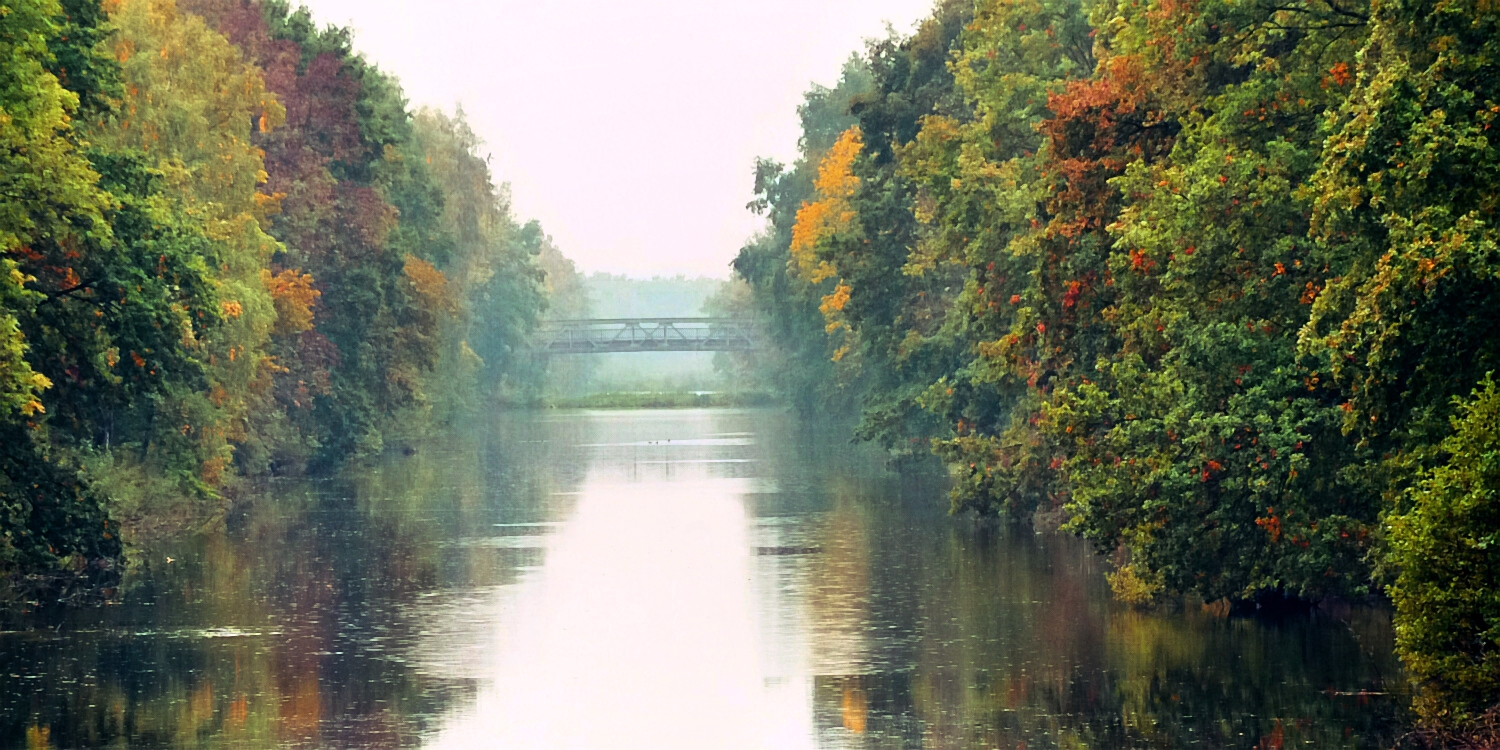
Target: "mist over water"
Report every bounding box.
[566,274,726,394]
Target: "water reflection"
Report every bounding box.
[428,478,799,749]
[0,409,1408,748]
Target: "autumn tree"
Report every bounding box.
[733,56,873,414]
[1302,0,1500,728]
[84,0,286,489]
[0,0,555,590]
[410,107,544,406]
[0,0,126,581]
[897,0,1098,513]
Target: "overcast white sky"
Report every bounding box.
[296,0,936,279]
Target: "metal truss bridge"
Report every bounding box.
[534,318,760,354]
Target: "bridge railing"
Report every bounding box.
[534,318,759,353]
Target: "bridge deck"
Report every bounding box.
[534,318,758,354]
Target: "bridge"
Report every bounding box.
[534,318,760,354]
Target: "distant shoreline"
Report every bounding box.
[539,391,780,410]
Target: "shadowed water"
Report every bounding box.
[0,409,1409,748]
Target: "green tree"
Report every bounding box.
[1046,0,1376,603]
[829,1,974,462]
[411,108,544,406]
[0,0,123,581]
[1304,0,1500,727]
[1388,378,1500,728]
[1303,0,1500,482]
[899,0,1096,512]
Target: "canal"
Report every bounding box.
[0,409,1409,748]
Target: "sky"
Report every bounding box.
[296,0,937,279]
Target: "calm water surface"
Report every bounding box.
[1,409,1409,748]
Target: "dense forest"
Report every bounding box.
[0,0,574,596]
[735,0,1500,736]
[6,0,1499,738]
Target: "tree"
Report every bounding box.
[733,57,873,415]
[0,0,123,581]
[900,0,1097,512]
[87,0,283,488]
[410,108,544,405]
[1389,378,1500,728]
[1305,0,1500,727]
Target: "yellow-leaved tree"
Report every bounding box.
[789,126,862,357]
[91,0,287,487]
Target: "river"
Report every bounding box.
[0,408,1410,748]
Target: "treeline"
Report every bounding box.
[736,0,1500,732]
[0,0,569,594]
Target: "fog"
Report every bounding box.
[298,0,938,278]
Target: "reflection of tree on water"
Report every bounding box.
[806,481,873,675]
[0,419,555,748]
[841,683,868,733]
[0,412,1413,748]
[756,421,1410,748]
